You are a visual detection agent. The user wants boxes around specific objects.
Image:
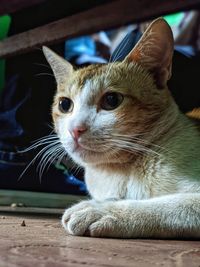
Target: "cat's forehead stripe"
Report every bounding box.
[68,64,106,99]
[75,64,105,88]
[80,79,100,104]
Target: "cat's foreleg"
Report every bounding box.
[62,193,200,238]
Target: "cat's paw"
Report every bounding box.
[88,214,119,237]
[62,201,120,237]
[62,200,97,234]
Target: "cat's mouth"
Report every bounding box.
[73,142,105,154]
[69,141,110,165]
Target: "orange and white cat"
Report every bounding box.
[43,18,200,238]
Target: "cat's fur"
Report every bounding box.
[43,18,200,238]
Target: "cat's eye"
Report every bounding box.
[100,92,124,111]
[59,97,73,113]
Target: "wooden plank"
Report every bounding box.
[0,0,200,57]
[0,0,47,15]
[0,206,63,216]
[0,190,85,208]
[0,215,200,267]
[0,0,200,59]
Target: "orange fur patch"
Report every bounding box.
[186,108,200,121]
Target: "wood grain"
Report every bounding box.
[0,214,199,267]
[0,0,200,58]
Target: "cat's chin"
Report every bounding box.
[64,141,135,166]
[68,147,106,166]
[68,146,133,167]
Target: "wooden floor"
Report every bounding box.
[0,209,200,267]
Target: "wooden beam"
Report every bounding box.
[0,0,200,58]
[0,206,63,216]
[0,0,47,15]
[0,189,85,208]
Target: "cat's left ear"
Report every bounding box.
[124,18,174,89]
[42,46,73,86]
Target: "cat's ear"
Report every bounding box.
[124,18,174,89]
[42,46,73,85]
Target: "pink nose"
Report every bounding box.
[71,126,87,140]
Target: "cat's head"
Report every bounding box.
[43,18,176,167]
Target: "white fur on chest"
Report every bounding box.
[85,151,200,201]
[85,167,151,201]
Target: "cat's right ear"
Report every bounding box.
[123,18,174,89]
[42,46,73,86]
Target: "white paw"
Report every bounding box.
[89,214,118,237]
[62,201,119,237]
[62,200,94,231]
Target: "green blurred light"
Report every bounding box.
[0,15,11,93]
[164,12,184,26]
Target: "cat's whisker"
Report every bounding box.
[20,138,59,153]
[44,147,67,173]
[44,145,65,169]
[38,146,65,181]
[47,124,55,131]
[112,36,132,63]
[20,133,71,154]
[107,132,167,152]
[73,165,83,177]
[112,134,161,148]
[56,150,67,166]
[26,133,58,145]
[19,141,62,180]
[37,144,63,179]
[114,133,178,158]
[110,32,130,63]
[33,135,59,144]
[35,73,55,77]
[105,33,129,68]
[68,159,83,177]
[33,63,52,69]
[110,138,160,156]
[75,133,160,161]
[114,144,150,157]
[104,34,132,79]
[18,133,65,180]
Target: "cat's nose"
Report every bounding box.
[71,126,87,140]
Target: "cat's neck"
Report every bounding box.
[85,113,200,201]
[84,103,200,201]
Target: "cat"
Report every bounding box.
[43,18,200,238]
